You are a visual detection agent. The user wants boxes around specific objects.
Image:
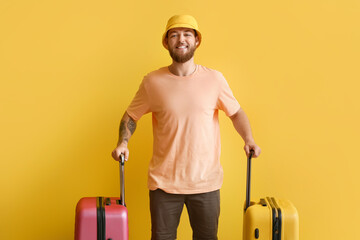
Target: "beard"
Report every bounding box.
[168,44,196,63]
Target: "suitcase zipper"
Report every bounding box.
[267,197,277,240]
[267,197,282,240]
[96,197,106,240]
[271,197,282,240]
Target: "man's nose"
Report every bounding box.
[178,34,185,42]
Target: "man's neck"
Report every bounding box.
[168,59,197,77]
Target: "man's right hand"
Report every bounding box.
[112,142,129,161]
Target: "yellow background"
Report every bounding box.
[1,0,359,239]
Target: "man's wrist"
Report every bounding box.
[117,140,128,147]
[244,136,255,144]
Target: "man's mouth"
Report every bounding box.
[176,45,188,49]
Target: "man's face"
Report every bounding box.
[165,28,199,63]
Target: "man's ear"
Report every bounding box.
[163,37,169,50]
[195,36,199,46]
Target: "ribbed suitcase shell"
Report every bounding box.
[243,197,299,240]
[75,197,129,240]
[243,151,299,240]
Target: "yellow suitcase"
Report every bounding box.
[243,151,299,240]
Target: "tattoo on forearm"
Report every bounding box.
[127,118,136,134]
[119,116,136,144]
[119,120,129,143]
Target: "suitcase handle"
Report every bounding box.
[119,154,125,206]
[245,150,255,211]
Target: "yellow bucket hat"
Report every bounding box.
[162,15,202,49]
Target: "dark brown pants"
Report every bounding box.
[149,189,220,240]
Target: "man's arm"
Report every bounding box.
[111,112,137,161]
[230,108,261,158]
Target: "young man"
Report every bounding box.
[112,15,261,240]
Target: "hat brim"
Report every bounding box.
[162,24,202,49]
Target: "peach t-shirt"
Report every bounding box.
[126,65,240,194]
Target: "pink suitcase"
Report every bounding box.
[75,155,129,240]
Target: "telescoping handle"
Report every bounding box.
[119,154,125,206]
[245,150,255,211]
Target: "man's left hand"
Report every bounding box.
[244,141,261,158]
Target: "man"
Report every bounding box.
[112,15,261,240]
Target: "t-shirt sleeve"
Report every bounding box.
[126,78,151,121]
[217,73,241,117]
